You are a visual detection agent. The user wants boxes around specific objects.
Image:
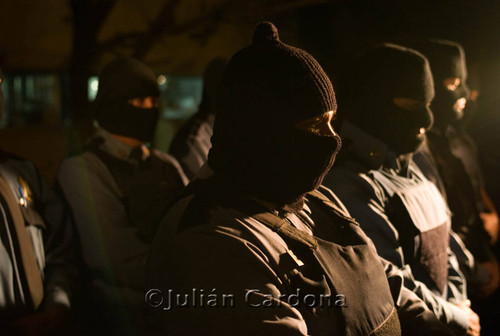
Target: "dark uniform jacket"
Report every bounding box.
[0,150,78,319]
[423,127,494,263]
[414,137,492,291]
[57,128,188,332]
[148,175,452,336]
[324,122,470,335]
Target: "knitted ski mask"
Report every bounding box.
[345,44,435,155]
[412,39,470,128]
[208,22,340,212]
[94,57,160,143]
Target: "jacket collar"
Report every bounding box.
[93,127,150,162]
[340,121,401,173]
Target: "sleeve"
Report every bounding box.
[381,259,453,336]
[148,224,309,336]
[168,116,213,181]
[56,156,148,300]
[29,162,79,311]
[417,140,495,290]
[328,169,469,335]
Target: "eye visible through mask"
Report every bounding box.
[443,77,461,92]
[128,96,160,109]
[294,111,338,137]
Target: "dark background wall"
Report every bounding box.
[0,0,498,201]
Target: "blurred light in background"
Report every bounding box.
[156,74,202,119]
[88,77,99,101]
[155,74,202,151]
[157,75,167,86]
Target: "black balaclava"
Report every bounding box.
[94,57,160,143]
[345,43,435,155]
[412,39,470,129]
[208,22,340,213]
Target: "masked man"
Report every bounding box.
[412,39,499,299]
[323,44,479,336]
[148,22,452,336]
[57,57,188,334]
[0,69,78,335]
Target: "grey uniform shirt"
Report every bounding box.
[323,122,471,335]
[57,128,188,312]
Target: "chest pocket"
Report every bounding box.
[253,191,401,336]
[371,166,451,294]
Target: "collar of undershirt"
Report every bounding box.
[94,127,150,162]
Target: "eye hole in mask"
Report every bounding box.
[294,111,338,138]
[443,77,461,92]
[128,96,160,109]
[392,97,431,111]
